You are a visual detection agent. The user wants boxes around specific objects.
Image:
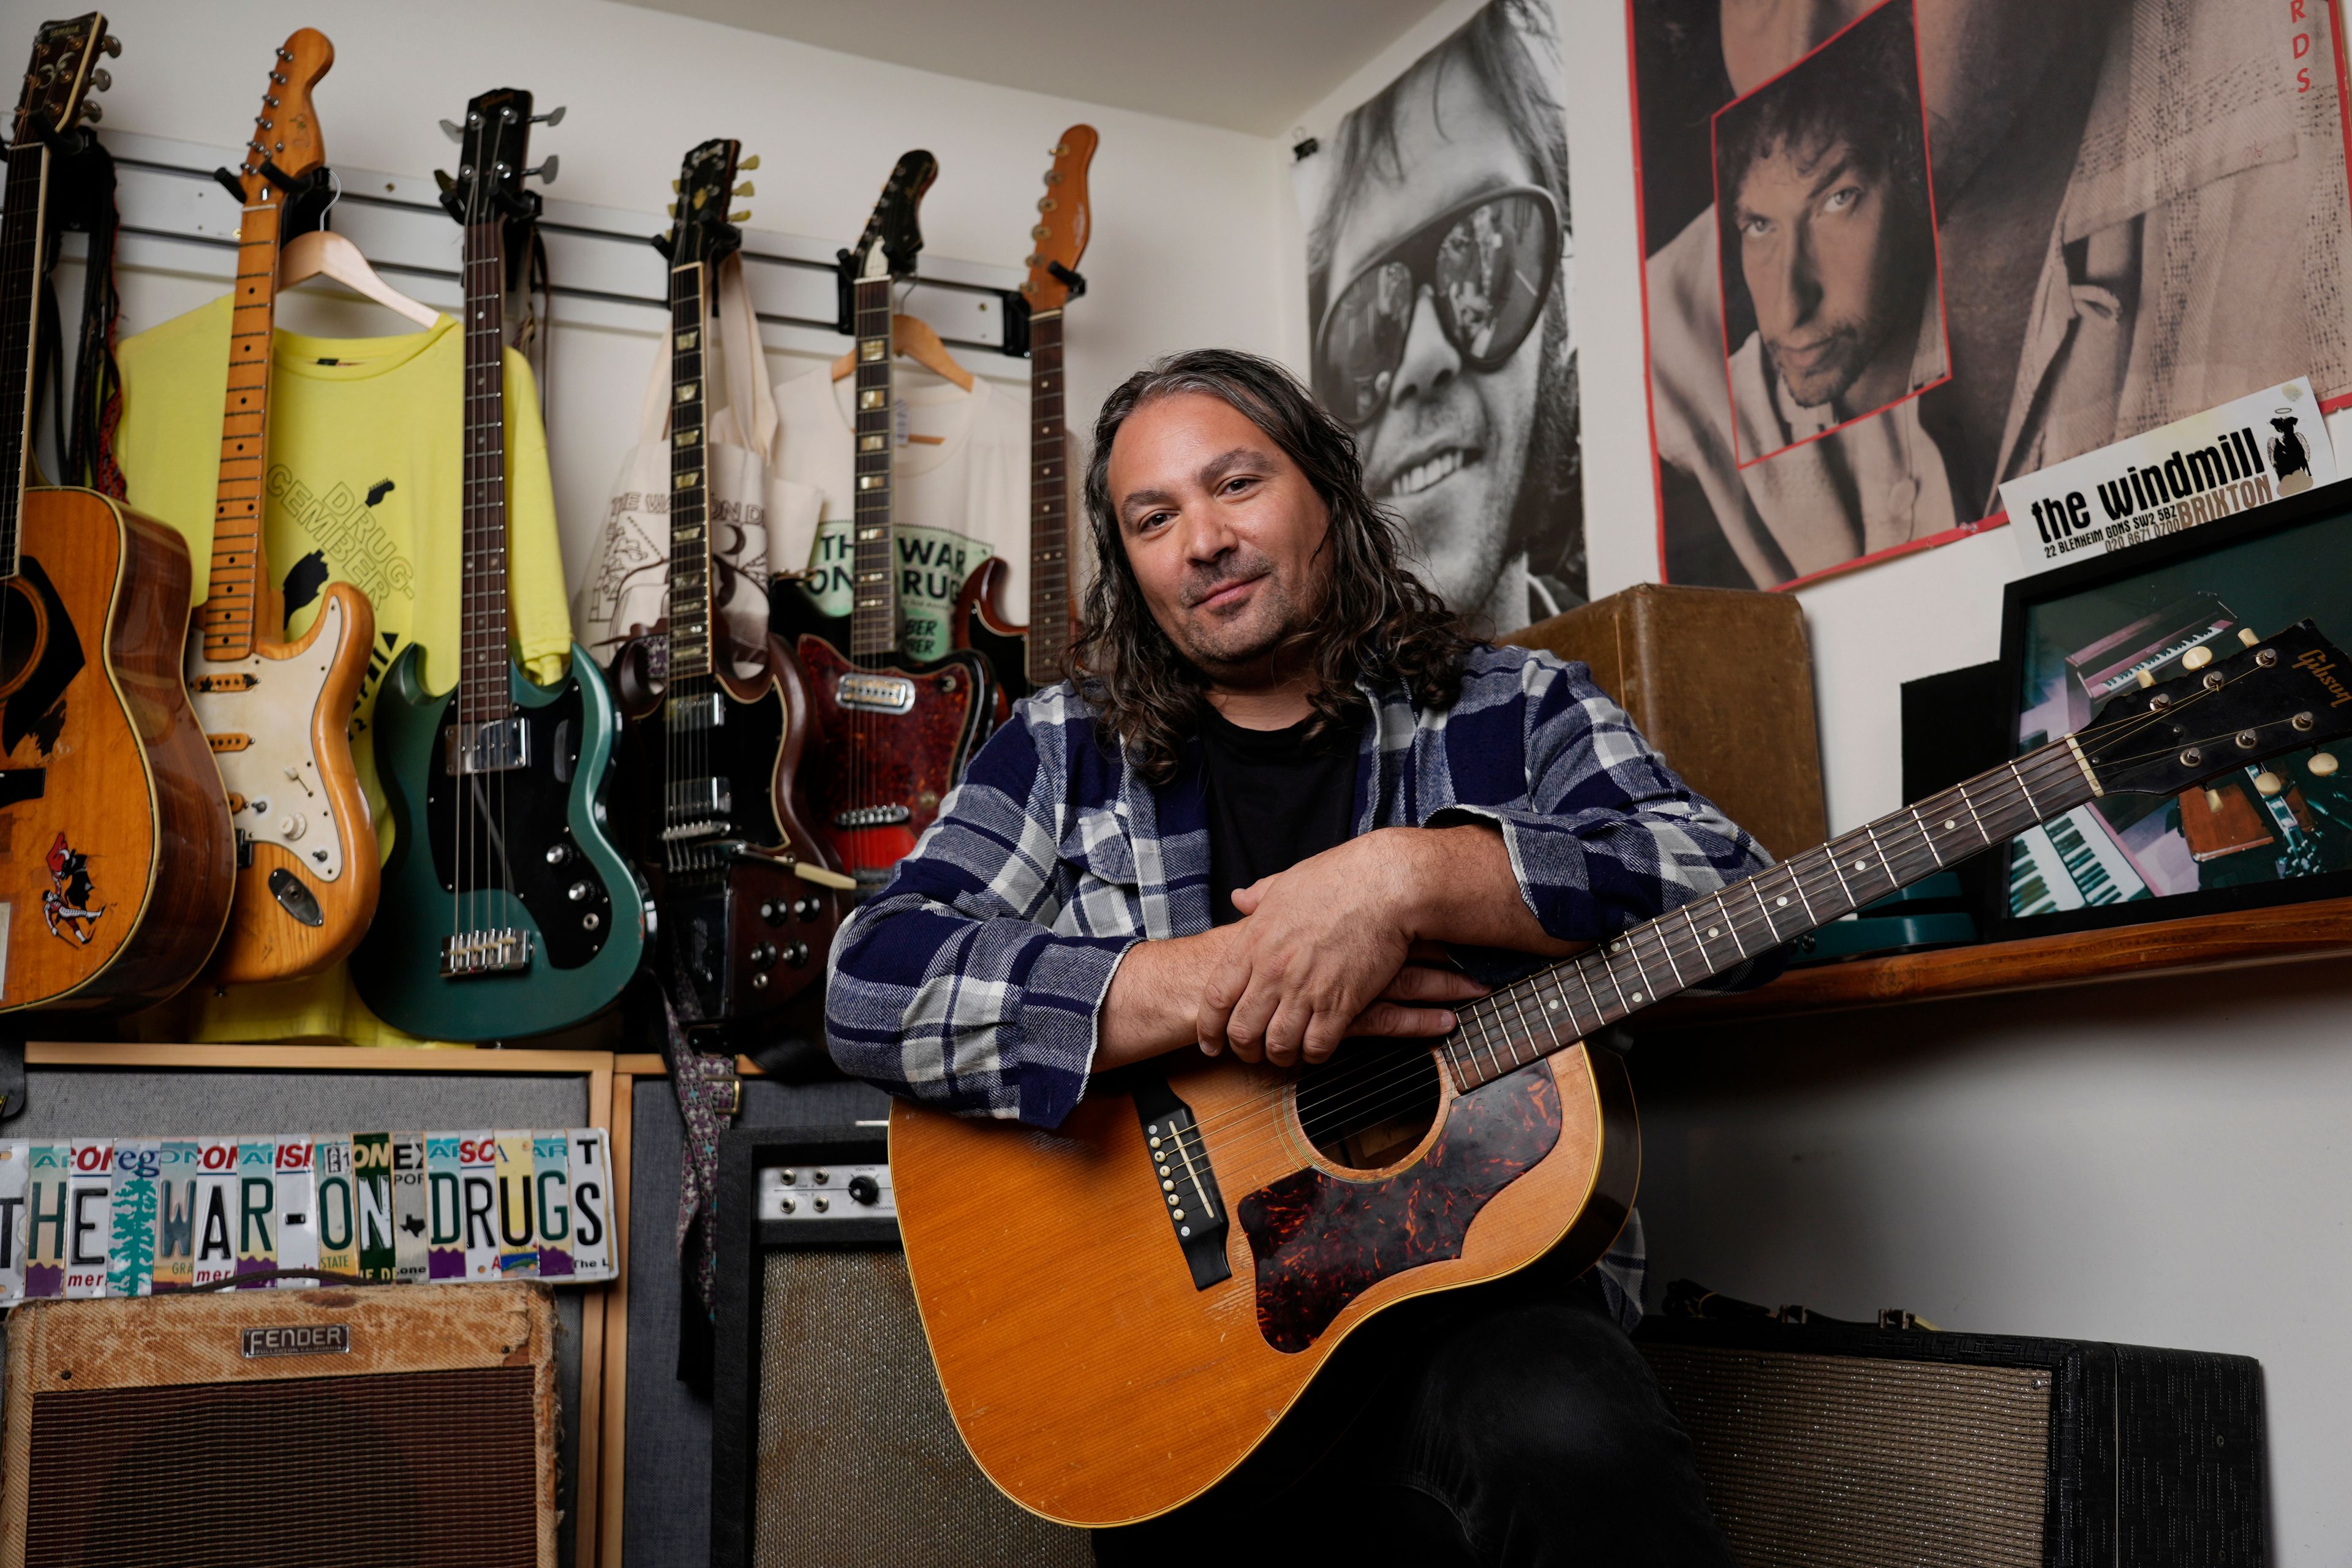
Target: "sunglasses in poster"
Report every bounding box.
[1313,185,1563,428]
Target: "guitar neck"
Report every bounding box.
[1027,309,1070,685]
[202,195,289,661]
[664,256,714,687]
[459,217,514,723]
[0,139,49,582]
[848,273,896,660]
[1442,738,2101,1092]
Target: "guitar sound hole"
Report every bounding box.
[1296,1041,1441,1172]
[0,578,47,699]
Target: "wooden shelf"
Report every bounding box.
[1634,894,2352,1030]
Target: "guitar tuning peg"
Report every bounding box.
[2310,752,2339,778]
[532,105,567,125]
[2136,669,2155,689]
[89,67,109,92]
[670,178,680,191]
[734,181,755,197]
[729,209,752,223]
[101,33,121,57]
[2239,627,2261,647]
[667,202,679,217]
[434,168,455,194]
[2182,644,2214,671]
[439,118,464,142]
[2255,771,2285,797]
[738,154,760,171]
[525,155,559,183]
[81,101,100,123]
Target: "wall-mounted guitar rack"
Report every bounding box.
[72,130,1034,374]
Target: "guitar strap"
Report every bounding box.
[36,130,126,496]
[0,1035,23,1124]
[654,982,741,1320]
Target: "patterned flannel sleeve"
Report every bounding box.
[823,703,1140,1128]
[1438,654,1787,993]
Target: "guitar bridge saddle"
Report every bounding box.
[836,672,917,714]
[439,927,533,978]
[663,777,733,837]
[832,803,913,829]
[445,716,530,775]
[1133,1071,1232,1292]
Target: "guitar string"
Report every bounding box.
[1163,694,2300,1167]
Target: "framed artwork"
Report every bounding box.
[1994,481,2352,940]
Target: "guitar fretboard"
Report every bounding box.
[848,273,896,661]
[202,187,290,662]
[664,258,713,686]
[1027,309,1070,685]
[0,140,50,581]
[458,218,514,725]
[1436,737,2100,1094]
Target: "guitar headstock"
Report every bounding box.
[850,149,938,284]
[1020,126,1096,312]
[2077,620,2352,797]
[230,28,332,206]
[662,137,749,269]
[12,12,115,147]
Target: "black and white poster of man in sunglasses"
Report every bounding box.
[1303,0,1582,635]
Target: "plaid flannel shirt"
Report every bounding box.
[826,643,1782,1322]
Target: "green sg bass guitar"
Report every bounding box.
[349,87,646,1041]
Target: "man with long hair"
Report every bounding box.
[827,350,1773,1562]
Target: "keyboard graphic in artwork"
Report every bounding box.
[2009,807,2151,918]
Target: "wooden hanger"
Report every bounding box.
[832,313,974,391]
[279,229,440,328]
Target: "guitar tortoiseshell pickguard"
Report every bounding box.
[1236,1063,1564,1353]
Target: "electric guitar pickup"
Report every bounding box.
[608,138,850,1030]
[186,29,380,985]
[957,125,1097,706]
[892,619,2352,1527]
[349,86,648,1040]
[0,12,233,1012]
[772,151,997,889]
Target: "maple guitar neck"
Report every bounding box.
[202,191,292,660]
[1025,309,1071,685]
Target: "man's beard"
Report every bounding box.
[1168,547,1303,673]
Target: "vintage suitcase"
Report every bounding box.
[1507,583,1826,861]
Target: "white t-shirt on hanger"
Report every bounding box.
[771,367,1028,663]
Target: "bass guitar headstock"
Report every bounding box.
[659,137,751,270]
[849,149,938,285]
[2076,619,2352,798]
[12,11,114,146]
[228,28,332,208]
[1020,126,1096,312]
[436,86,557,228]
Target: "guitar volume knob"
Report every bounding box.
[545,843,572,865]
[750,943,778,970]
[567,880,593,902]
[782,941,811,968]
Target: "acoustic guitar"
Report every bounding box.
[772,152,997,890]
[0,13,233,1014]
[608,138,850,1029]
[957,126,1097,705]
[893,620,2352,1526]
[185,29,380,984]
[349,87,649,1042]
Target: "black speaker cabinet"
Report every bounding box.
[1635,1316,2268,1567]
[709,1126,1090,1567]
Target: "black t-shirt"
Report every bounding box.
[1199,704,1358,925]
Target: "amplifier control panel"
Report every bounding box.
[758,1161,894,1220]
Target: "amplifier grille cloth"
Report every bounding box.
[25,1366,541,1568]
[753,1250,1088,1567]
[1641,1345,2051,1568]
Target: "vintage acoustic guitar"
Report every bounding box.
[771,152,996,891]
[894,620,2352,1525]
[956,124,1097,707]
[608,137,850,1030]
[184,28,380,984]
[0,13,233,1013]
[349,86,649,1042]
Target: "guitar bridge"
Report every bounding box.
[1133,1070,1231,1291]
[832,804,912,829]
[440,927,533,977]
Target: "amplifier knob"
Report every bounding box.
[847,1174,880,1205]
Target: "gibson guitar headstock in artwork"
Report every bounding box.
[774,151,998,892]
[0,12,236,1015]
[959,124,1100,699]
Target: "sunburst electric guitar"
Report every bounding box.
[957,125,1096,707]
[771,152,995,891]
[0,12,233,1012]
[608,138,850,1030]
[895,620,2352,1526]
[349,87,649,1041]
[184,29,380,984]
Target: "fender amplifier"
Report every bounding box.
[709,1126,1089,1567]
[1,1282,560,1568]
[1635,1313,2268,1567]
